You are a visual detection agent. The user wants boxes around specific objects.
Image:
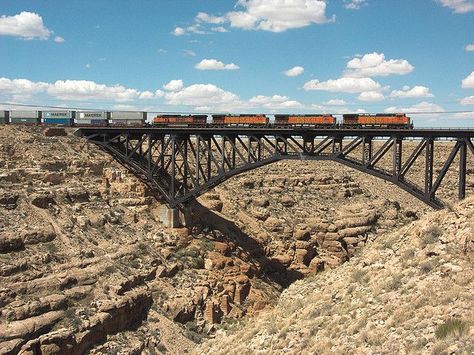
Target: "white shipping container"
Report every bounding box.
[10,110,40,119]
[110,111,146,120]
[77,111,107,119]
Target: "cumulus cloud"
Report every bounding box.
[211,26,229,32]
[163,79,184,91]
[462,71,474,88]
[459,96,474,105]
[195,59,239,70]
[172,27,185,36]
[344,0,367,10]
[465,44,474,51]
[357,91,384,101]
[284,66,304,77]
[54,36,65,43]
[226,0,334,32]
[323,99,347,105]
[0,77,162,103]
[436,0,474,13]
[195,12,225,24]
[345,52,414,77]
[303,77,381,93]
[249,94,303,108]
[0,11,52,40]
[164,83,240,107]
[390,85,434,98]
[385,101,445,113]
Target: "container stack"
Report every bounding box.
[109,111,146,126]
[9,111,41,124]
[75,111,109,126]
[42,111,75,126]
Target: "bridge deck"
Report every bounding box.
[75,127,474,139]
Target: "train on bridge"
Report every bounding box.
[0,110,413,129]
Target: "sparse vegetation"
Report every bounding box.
[420,224,443,247]
[351,269,369,284]
[435,318,468,339]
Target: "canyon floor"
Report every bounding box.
[0,126,472,354]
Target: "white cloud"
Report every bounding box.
[284,66,304,77]
[163,79,184,91]
[85,63,91,69]
[462,71,474,88]
[196,12,225,24]
[390,85,434,98]
[436,0,474,13]
[385,101,445,113]
[211,26,229,33]
[0,78,49,100]
[138,91,155,99]
[345,52,414,77]
[47,80,144,102]
[303,77,381,93]
[323,99,347,105]
[164,83,240,107]
[183,49,196,56]
[344,0,367,10]
[357,91,384,101]
[249,94,303,108]
[459,96,474,105]
[226,0,334,32]
[0,12,52,40]
[173,27,185,36]
[195,59,239,70]
[54,36,65,43]
[465,44,474,51]
[157,48,168,54]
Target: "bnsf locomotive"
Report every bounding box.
[0,110,413,129]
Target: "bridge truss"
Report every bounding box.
[76,127,474,209]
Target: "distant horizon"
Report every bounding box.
[1,0,473,127]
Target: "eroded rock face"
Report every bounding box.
[1,126,465,353]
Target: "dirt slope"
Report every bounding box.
[199,197,474,354]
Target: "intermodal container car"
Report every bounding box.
[42,111,75,126]
[274,114,336,126]
[9,110,41,124]
[109,111,146,126]
[212,114,268,126]
[0,111,9,124]
[75,111,108,126]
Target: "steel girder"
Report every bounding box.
[79,130,474,209]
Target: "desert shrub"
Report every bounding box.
[420,225,443,247]
[419,261,433,274]
[200,239,215,252]
[351,269,369,284]
[435,318,468,339]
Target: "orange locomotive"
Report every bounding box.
[342,113,412,129]
[212,114,268,126]
[274,114,336,127]
[153,114,207,126]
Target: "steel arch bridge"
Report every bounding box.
[75,127,474,209]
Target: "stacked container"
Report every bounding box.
[0,111,9,124]
[42,111,75,126]
[75,111,109,126]
[10,111,41,124]
[109,111,146,126]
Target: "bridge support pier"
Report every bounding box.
[156,205,188,228]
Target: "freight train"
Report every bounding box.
[0,110,413,129]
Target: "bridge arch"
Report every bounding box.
[76,127,474,210]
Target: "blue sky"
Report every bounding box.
[0,0,473,126]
